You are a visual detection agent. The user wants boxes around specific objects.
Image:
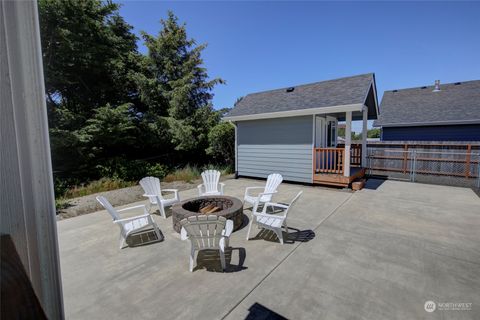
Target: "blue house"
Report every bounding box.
[224,73,379,187]
[375,80,480,141]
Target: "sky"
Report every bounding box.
[117,1,480,131]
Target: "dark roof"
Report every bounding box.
[375,80,480,127]
[225,73,376,118]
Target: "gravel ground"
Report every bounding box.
[56,175,235,220]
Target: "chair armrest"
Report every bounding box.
[219,183,225,194]
[114,213,150,224]
[117,204,147,213]
[253,212,286,220]
[142,193,156,197]
[264,202,289,210]
[222,220,234,238]
[262,202,288,216]
[162,189,179,200]
[258,191,277,197]
[180,227,188,240]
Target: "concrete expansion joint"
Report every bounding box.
[221,193,354,319]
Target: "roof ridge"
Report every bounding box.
[245,73,374,97]
[385,79,480,93]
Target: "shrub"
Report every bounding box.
[95,157,148,181]
[63,178,136,199]
[206,122,235,165]
[164,165,201,183]
[146,163,169,179]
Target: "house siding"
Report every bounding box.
[382,124,480,141]
[237,116,313,183]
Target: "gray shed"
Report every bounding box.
[224,73,379,187]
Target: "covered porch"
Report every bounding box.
[312,106,370,187]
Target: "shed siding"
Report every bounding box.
[237,116,313,183]
[382,124,480,141]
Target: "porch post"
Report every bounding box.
[362,107,368,167]
[344,111,352,177]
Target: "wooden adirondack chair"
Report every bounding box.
[180,215,233,272]
[96,196,162,249]
[140,176,180,219]
[243,173,283,207]
[197,170,225,196]
[246,191,303,244]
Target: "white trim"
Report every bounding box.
[231,121,238,176]
[360,76,379,119]
[361,107,368,167]
[379,119,480,127]
[311,115,315,183]
[370,76,380,117]
[344,111,352,177]
[223,103,363,122]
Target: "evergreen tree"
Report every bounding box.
[137,11,224,158]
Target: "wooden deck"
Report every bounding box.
[313,167,366,187]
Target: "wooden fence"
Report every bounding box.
[364,142,480,187]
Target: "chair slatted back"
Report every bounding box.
[180,215,226,250]
[96,196,120,221]
[201,170,221,193]
[261,173,283,202]
[140,176,163,203]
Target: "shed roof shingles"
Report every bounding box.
[375,80,480,127]
[225,73,374,118]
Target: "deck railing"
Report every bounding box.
[314,148,345,174]
[314,144,363,174]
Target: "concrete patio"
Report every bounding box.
[57,178,480,319]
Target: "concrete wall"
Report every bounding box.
[0,1,64,318]
[236,116,313,183]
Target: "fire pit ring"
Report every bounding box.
[172,196,244,233]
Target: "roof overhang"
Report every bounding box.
[377,119,480,127]
[223,103,364,122]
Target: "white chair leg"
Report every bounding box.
[246,218,255,240]
[275,228,284,245]
[154,225,161,240]
[219,249,226,271]
[119,235,126,249]
[284,221,289,233]
[159,204,167,219]
[189,247,195,272]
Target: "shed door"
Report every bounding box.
[315,116,326,147]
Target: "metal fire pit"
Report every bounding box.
[171,196,243,233]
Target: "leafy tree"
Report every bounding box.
[367,128,381,138]
[207,122,235,165]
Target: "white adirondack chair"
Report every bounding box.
[246,191,303,245]
[197,170,225,196]
[180,215,233,272]
[140,176,180,219]
[243,173,283,208]
[96,196,162,249]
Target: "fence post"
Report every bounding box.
[410,150,417,182]
[403,144,408,174]
[477,156,480,189]
[465,144,471,178]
